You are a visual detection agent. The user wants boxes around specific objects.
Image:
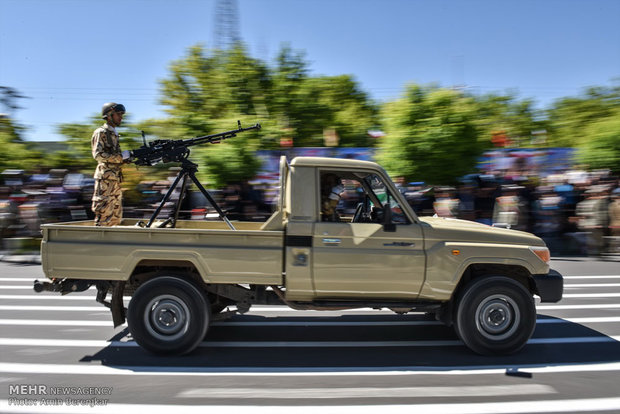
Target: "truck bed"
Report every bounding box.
[41,219,284,285]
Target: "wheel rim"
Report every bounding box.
[475,294,520,341]
[144,294,190,342]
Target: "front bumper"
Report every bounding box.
[532,269,563,303]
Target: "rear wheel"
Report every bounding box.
[127,276,210,355]
[454,276,536,355]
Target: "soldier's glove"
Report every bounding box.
[121,150,134,163]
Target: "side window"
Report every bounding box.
[365,174,409,224]
[318,171,409,224]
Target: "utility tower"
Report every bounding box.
[213,0,241,50]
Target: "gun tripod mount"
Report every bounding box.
[145,158,235,230]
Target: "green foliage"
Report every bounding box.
[470,93,547,147]
[577,111,620,174]
[0,117,42,172]
[546,85,620,147]
[157,43,378,149]
[199,140,261,188]
[377,84,485,184]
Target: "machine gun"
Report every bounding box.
[129,121,261,230]
[131,121,261,166]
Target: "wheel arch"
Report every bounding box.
[437,262,535,327]
[453,263,535,302]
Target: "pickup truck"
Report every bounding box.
[35,156,563,356]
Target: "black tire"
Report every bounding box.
[127,276,210,355]
[454,276,536,356]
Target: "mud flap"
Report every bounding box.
[111,281,126,328]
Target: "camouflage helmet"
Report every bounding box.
[101,102,126,119]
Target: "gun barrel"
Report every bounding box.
[184,122,261,147]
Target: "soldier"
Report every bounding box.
[320,173,344,222]
[91,102,131,226]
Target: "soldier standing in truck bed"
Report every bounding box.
[91,102,130,226]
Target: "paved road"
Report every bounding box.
[0,258,619,413]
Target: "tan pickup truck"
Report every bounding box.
[35,156,563,356]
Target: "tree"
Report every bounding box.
[577,110,620,174]
[159,43,270,138]
[0,86,29,115]
[471,93,547,148]
[302,75,379,147]
[377,84,485,185]
[157,43,379,150]
[0,116,41,172]
[0,88,41,172]
[546,85,620,147]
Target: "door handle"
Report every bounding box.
[383,242,415,247]
[322,238,341,246]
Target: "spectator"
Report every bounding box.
[575,185,610,255]
[492,185,526,230]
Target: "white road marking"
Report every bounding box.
[0,295,105,301]
[562,275,620,279]
[536,316,620,323]
[2,303,620,313]
[1,316,620,327]
[2,398,620,414]
[0,319,114,326]
[0,336,618,348]
[2,361,620,377]
[0,295,126,301]
[0,278,43,282]
[176,384,555,399]
[537,304,620,310]
[563,293,620,298]
[0,306,106,311]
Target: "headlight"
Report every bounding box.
[529,246,550,263]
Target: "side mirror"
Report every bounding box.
[383,204,396,232]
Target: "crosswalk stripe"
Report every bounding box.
[1,316,620,327]
[2,303,620,312]
[0,306,107,311]
[1,361,620,376]
[2,398,620,414]
[0,336,618,348]
[176,384,556,398]
[562,275,620,279]
[538,304,620,310]
[563,293,620,298]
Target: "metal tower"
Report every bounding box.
[213,0,241,50]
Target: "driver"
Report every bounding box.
[321,173,345,222]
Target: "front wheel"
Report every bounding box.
[127,276,210,355]
[454,276,536,355]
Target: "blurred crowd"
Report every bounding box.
[0,168,275,247]
[1,166,619,256]
[393,169,620,256]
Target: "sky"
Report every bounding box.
[1,0,619,142]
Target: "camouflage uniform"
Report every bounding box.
[91,123,123,226]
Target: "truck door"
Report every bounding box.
[311,172,425,299]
